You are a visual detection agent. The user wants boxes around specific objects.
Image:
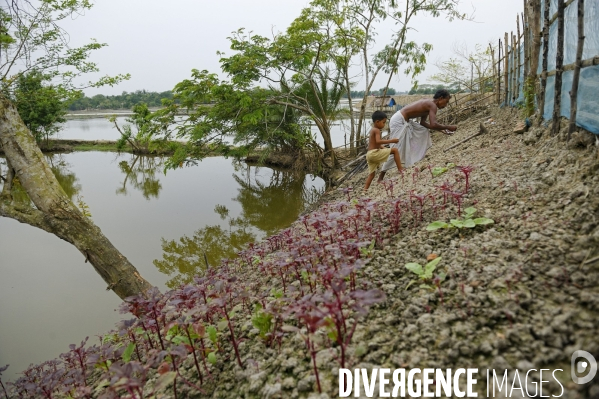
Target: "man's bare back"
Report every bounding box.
[400,95,457,134]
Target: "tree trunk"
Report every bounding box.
[0,95,152,300]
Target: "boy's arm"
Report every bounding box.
[374,129,399,146]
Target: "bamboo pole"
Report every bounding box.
[490,43,498,104]
[551,0,565,136]
[504,33,509,104]
[512,32,517,104]
[568,0,585,139]
[528,0,542,95]
[538,0,551,122]
[497,39,502,104]
[516,16,521,101]
[522,10,529,79]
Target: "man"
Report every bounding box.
[377,89,457,182]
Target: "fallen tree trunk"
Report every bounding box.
[0,95,152,300]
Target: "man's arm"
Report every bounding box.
[419,104,457,132]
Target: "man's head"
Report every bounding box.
[433,89,451,109]
[372,110,388,129]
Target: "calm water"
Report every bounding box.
[0,119,325,380]
[59,116,368,148]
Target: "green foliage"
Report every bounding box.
[12,70,70,143]
[122,343,135,363]
[76,195,92,218]
[68,90,174,110]
[426,207,494,231]
[359,239,376,257]
[431,163,455,177]
[405,257,445,290]
[0,1,129,92]
[251,303,273,340]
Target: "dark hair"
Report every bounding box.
[433,89,451,99]
[372,110,387,122]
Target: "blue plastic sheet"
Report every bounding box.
[527,0,599,134]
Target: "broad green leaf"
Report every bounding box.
[473,218,494,225]
[432,167,448,177]
[424,257,441,279]
[450,219,465,228]
[463,207,477,217]
[405,263,423,276]
[207,352,217,365]
[122,342,135,363]
[207,325,218,344]
[419,284,433,290]
[427,221,448,231]
[437,272,447,282]
[463,219,476,228]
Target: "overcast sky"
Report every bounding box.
[61,0,523,96]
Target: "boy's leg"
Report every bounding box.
[390,148,403,172]
[377,170,387,182]
[364,172,376,190]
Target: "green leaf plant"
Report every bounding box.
[426,207,494,231]
[405,257,446,290]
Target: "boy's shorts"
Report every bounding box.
[366,148,391,174]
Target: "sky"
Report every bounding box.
[60,0,524,96]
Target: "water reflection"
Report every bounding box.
[1,154,81,205]
[154,163,324,288]
[48,154,82,200]
[116,155,163,200]
[154,205,255,288]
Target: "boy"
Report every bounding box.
[364,111,403,190]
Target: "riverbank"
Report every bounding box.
[3,106,598,398]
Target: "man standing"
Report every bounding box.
[377,89,457,182]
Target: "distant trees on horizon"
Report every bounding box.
[68,90,174,110]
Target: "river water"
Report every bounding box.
[0,118,330,381]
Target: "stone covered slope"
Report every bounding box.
[197,106,598,399]
[318,106,599,398]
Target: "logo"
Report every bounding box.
[571,350,597,384]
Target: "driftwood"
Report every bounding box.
[443,123,489,153]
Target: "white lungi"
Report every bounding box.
[381,111,432,172]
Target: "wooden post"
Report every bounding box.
[538,0,551,122]
[568,0,585,139]
[516,15,522,101]
[504,33,509,104]
[551,0,565,136]
[512,32,517,104]
[497,40,502,104]
[490,43,498,103]
[528,0,542,91]
[522,10,529,79]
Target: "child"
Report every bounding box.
[364,111,403,190]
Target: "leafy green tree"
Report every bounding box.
[13,71,71,145]
[0,0,151,299]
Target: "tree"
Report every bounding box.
[429,42,494,94]
[0,0,149,299]
[12,70,70,145]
